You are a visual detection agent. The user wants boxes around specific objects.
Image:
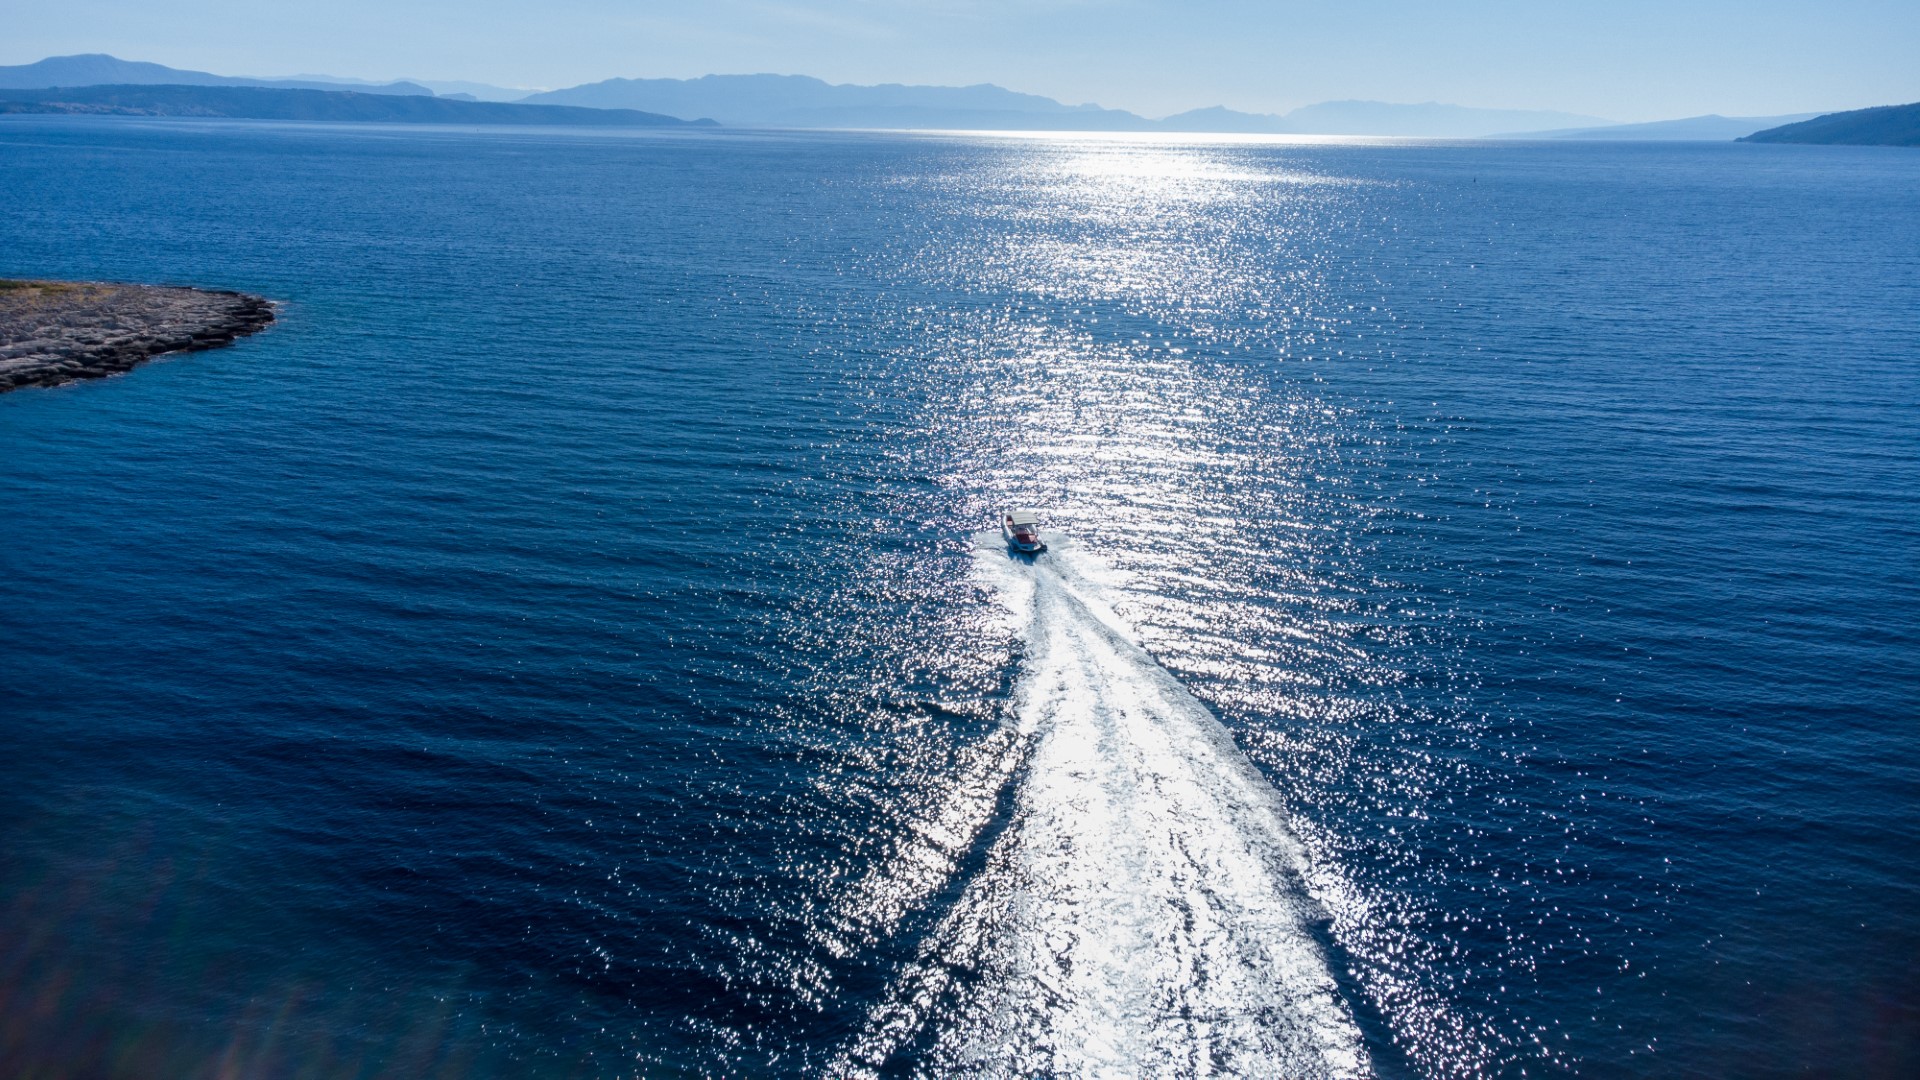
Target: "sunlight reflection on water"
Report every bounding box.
[780,138,1507,1074]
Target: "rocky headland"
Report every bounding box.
[0,280,274,392]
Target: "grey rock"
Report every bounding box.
[0,280,275,392]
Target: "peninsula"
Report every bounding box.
[0,280,274,392]
[1740,103,1920,146]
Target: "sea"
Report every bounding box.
[1,117,1916,1078]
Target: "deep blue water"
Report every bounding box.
[2,119,1916,1077]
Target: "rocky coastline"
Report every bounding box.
[0,280,275,392]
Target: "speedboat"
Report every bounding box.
[1002,509,1046,554]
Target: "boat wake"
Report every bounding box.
[834,535,1368,1077]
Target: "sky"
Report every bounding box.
[6,0,1918,122]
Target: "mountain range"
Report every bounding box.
[0,53,432,97]
[524,76,1612,137]
[525,74,1150,130]
[0,85,706,128]
[0,54,1869,141]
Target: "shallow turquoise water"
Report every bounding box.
[1,119,1916,1076]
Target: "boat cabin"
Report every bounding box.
[1003,509,1045,552]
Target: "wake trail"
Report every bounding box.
[836,538,1368,1078]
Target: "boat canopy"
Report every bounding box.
[1007,510,1041,526]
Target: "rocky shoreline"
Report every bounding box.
[0,280,275,392]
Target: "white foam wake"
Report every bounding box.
[837,537,1369,1078]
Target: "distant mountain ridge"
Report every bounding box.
[0,53,432,96]
[1740,103,1920,146]
[0,85,710,128]
[527,76,1612,136]
[524,74,1149,130]
[272,71,542,103]
[410,80,544,103]
[1159,101,1611,138]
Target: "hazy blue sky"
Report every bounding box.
[8,0,1917,121]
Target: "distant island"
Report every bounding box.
[0,280,274,392]
[0,54,534,102]
[0,52,433,96]
[1740,103,1920,146]
[1156,100,1613,137]
[0,85,712,128]
[525,72,1153,131]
